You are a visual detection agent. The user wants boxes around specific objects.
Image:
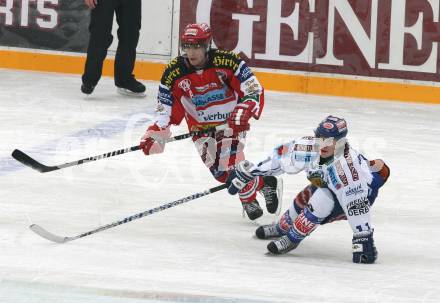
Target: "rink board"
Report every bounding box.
[2,1,440,104]
[1,48,440,105]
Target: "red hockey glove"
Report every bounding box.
[140,124,171,156]
[227,101,257,133]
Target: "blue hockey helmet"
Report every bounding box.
[314,115,348,139]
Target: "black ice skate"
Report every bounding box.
[116,77,146,97]
[259,176,283,214]
[267,235,300,254]
[255,224,283,239]
[242,200,263,220]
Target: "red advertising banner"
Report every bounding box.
[180,0,440,82]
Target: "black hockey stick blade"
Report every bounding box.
[12,149,57,173]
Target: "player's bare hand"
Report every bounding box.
[84,0,97,9]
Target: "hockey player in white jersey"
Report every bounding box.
[226,115,390,263]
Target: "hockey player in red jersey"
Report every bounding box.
[226,116,390,263]
[139,23,281,220]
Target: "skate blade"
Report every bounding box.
[275,177,284,216]
[117,88,146,98]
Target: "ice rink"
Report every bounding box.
[1,68,440,303]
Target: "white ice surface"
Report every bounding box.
[0,69,439,303]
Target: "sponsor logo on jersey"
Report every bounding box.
[238,64,253,82]
[213,55,239,70]
[293,212,316,236]
[294,144,315,152]
[328,166,342,189]
[199,111,231,122]
[294,153,314,163]
[216,49,240,59]
[346,197,370,216]
[163,67,181,88]
[244,78,260,95]
[178,79,192,92]
[345,153,359,181]
[158,86,173,106]
[155,103,165,113]
[345,184,364,197]
[158,95,172,106]
[335,161,349,186]
[178,79,194,98]
[191,88,229,107]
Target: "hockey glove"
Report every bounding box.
[140,124,171,156]
[226,160,255,195]
[227,101,257,134]
[307,166,327,188]
[352,230,377,264]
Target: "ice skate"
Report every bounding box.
[259,176,283,214]
[242,200,263,220]
[117,78,146,97]
[255,223,283,239]
[267,235,300,255]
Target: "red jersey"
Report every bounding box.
[153,49,264,131]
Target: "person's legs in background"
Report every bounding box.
[81,0,116,94]
[114,0,145,96]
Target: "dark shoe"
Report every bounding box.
[242,200,263,220]
[81,82,95,95]
[255,224,283,239]
[267,235,300,254]
[260,176,283,214]
[116,77,146,97]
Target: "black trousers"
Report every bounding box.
[82,0,141,86]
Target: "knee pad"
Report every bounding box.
[308,188,335,218]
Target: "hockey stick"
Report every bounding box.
[30,184,227,243]
[12,124,228,173]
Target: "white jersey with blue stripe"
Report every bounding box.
[249,136,376,232]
